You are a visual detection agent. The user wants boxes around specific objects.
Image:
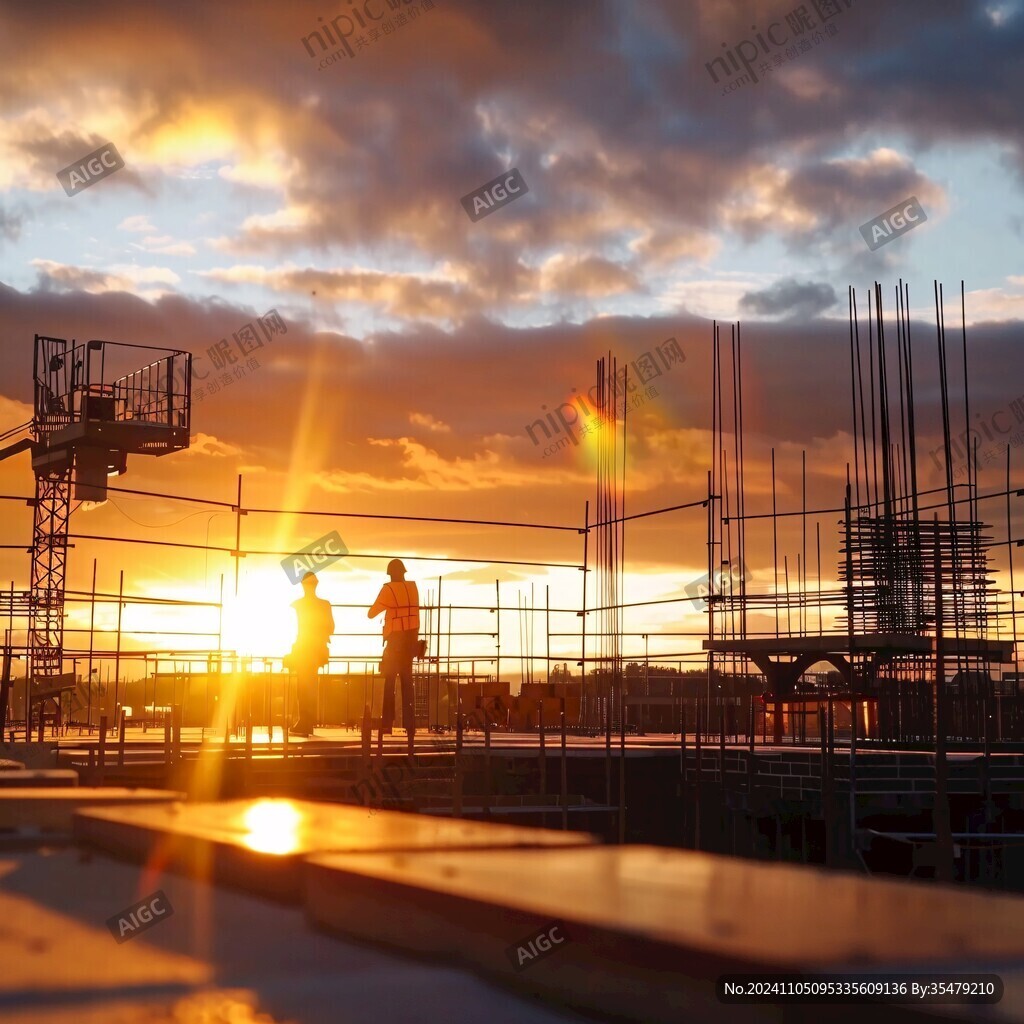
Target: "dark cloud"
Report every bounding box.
[0,205,24,244]
[739,278,837,319]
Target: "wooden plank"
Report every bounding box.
[75,798,596,902]
[0,788,182,831]
[304,845,1024,1024]
[0,770,79,789]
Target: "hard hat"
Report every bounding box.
[386,558,406,576]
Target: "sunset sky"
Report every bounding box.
[0,0,1022,679]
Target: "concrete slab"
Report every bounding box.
[0,743,59,769]
[0,850,586,1024]
[0,770,79,789]
[74,798,597,901]
[304,845,1024,1024]
[0,788,183,832]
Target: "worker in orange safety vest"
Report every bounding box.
[368,558,421,752]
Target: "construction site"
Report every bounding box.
[0,281,1020,886]
[2,280,1023,1022]
[5,1,1024,1018]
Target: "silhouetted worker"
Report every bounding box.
[287,571,335,737]
[368,558,420,752]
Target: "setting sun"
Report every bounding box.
[221,571,303,661]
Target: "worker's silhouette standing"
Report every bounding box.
[368,558,420,754]
[288,572,335,737]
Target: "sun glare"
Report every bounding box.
[241,800,303,855]
[221,572,300,660]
